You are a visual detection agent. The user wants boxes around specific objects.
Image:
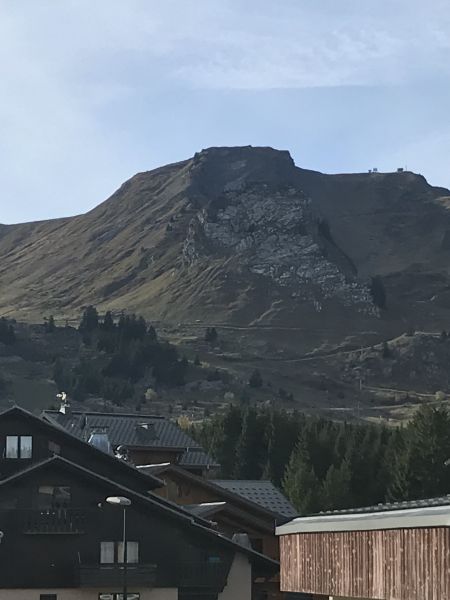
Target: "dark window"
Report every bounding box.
[48,440,61,455]
[5,435,32,458]
[38,486,71,509]
[40,595,57,600]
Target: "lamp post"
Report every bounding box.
[106,496,131,600]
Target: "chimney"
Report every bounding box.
[88,428,113,455]
[57,392,71,416]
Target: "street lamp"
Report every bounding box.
[106,496,131,600]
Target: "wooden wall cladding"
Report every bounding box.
[279,527,450,600]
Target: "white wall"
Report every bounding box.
[0,588,178,600]
[218,553,252,600]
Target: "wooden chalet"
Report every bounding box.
[0,406,278,599]
[140,463,297,600]
[276,498,450,600]
[42,406,219,476]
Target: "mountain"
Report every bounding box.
[1,146,450,341]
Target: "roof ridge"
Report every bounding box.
[43,410,166,419]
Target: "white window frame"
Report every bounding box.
[5,435,33,459]
[100,541,139,564]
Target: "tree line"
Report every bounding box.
[54,306,188,404]
[193,403,450,514]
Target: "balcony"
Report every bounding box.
[79,564,157,587]
[180,562,229,589]
[22,508,86,534]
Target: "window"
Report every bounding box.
[118,541,139,564]
[99,595,140,600]
[40,595,57,600]
[38,486,71,509]
[5,435,32,459]
[100,541,139,564]
[48,440,61,455]
[5,436,18,458]
[100,541,115,564]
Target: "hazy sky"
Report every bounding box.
[1,0,450,224]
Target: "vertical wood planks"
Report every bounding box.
[279,527,450,600]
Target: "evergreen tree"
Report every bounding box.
[102,311,115,331]
[0,318,16,345]
[370,276,387,309]
[406,405,450,498]
[321,459,352,511]
[205,327,218,343]
[44,315,56,333]
[235,407,264,479]
[283,437,320,515]
[194,354,201,366]
[248,369,263,388]
[79,305,99,333]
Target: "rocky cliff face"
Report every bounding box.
[183,177,376,315]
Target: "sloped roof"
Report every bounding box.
[184,502,227,518]
[213,480,297,518]
[0,455,278,573]
[42,410,218,468]
[0,406,162,489]
[179,448,219,468]
[317,495,450,516]
[276,495,450,536]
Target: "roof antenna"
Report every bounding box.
[57,392,71,416]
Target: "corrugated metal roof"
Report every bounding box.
[43,410,217,468]
[44,410,200,448]
[317,494,450,516]
[213,480,297,518]
[179,449,219,468]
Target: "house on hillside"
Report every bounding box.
[42,403,218,476]
[0,406,278,599]
[276,498,450,600]
[140,463,297,599]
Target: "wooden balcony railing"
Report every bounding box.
[79,563,157,587]
[22,508,86,534]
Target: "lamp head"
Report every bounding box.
[106,496,131,507]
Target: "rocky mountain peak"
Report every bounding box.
[187,146,297,203]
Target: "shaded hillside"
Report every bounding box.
[1,146,450,351]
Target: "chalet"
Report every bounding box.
[42,407,218,476]
[140,464,296,600]
[0,406,278,599]
[276,497,450,600]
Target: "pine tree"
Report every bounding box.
[235,407,264,479]
[321,459,352,511]
[102,311,115,331]
[370,276,387,309]
[406,405,450,498]
[44,315,56,333]
[79,306,99,333]
[283,437,320,515]
[248,369,263,388]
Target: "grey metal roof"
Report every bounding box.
[43,410,217,468]
[213,480,298,518]
[179,449,219,468]
[317,495,450,516]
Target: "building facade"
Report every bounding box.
[276,499,450,600]
[0,406,277,599]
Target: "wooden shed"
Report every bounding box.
[276,497,450,600]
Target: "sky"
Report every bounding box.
[1,0,450,224]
